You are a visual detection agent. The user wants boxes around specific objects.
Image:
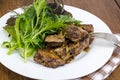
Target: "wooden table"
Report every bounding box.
[0,0,120,80]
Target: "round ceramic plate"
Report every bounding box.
[0,5,115,80]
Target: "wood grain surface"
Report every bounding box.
[115,0,120,8]
[0,0,120,80]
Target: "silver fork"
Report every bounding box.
[90,33,120,48]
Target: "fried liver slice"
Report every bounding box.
[34,24,94,68]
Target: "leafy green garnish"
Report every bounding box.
[2,0,81,62]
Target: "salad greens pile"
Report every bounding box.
[2,0,81,62]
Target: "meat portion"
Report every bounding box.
[34,49,65,68]
[34,24,94,68]
[81,24,94,33]
[45,33,65,47]
[34,36,90,68]
[68,35,90,56]
[63,24,88,42]
[80,24,94,44]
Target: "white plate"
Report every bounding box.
[0,5,115,80]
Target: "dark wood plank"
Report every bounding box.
[0,0,120,80]
[0,0,33,17]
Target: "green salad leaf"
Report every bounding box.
[2,0,82,62]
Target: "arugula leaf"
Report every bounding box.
[2,0,82,62]
[34,0,47,17]
[2,38,17,55]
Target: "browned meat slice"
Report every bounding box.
[34,48,65,68]
[68,35,90,56]
[80,24,94,44]
[81,24,94,33]
[54,47,67,59]
[54,45,74,62]
[34,24,94,68]
[63,24,88,42]
[45,33,65,47]
[34,35,90,68]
